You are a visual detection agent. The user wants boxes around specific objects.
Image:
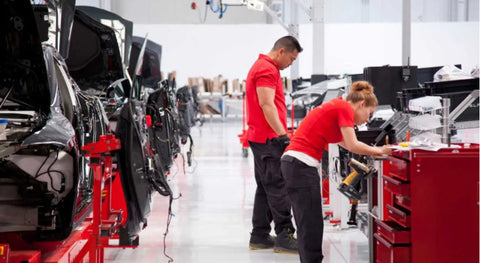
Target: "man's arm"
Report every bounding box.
[257,87,287,136]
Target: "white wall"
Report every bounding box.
[111,0,267,24]
[134,22,479,86]
[134,24,288,85]
[108,0,479,24]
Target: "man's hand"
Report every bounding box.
[277,134,290,151]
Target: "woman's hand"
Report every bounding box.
[377,145,391,156]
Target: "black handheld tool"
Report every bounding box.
[337,158,376,200]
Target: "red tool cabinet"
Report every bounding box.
[372,144,479,263]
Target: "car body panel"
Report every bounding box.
[0,0,51,116]
[66,8,124,95]
[76,6,133,69]
[129,36,162,89]
[0,0,107,242]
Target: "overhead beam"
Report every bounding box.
[312,0,325,74]
[402,0,411,66]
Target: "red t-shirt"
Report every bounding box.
[246,54,287,143]
[286,97,354,161]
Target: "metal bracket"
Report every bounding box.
[291,0,312,18]
[449,89,479,122]
[82,134,121,157]
[262,4,290,32]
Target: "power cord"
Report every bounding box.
[163,189,182,263]
[185,159,198,174]
[163,195,174,263]
[34,150,66,193]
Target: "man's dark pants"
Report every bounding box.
[281,155,324,263]
[249,140,294,237]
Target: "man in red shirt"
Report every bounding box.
[246,36,302,253]
[281,81,391,262]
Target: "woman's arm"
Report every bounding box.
[339,126,391,156]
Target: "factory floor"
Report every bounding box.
[105,119,369,263]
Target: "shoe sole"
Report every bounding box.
[249,244,274,250]
[273,248,298,254]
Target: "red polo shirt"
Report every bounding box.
[286,97,354,161]
[246,54,287,143]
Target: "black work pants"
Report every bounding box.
[249,140,294,236]
[281,155,324,263]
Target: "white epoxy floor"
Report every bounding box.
[104,119,369,263]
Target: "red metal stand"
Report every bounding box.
[289,97,295,137]
[82,134,137,263]
[0,135,136,263]
[238,93,249,157]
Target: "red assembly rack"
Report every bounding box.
[0,135,136,263]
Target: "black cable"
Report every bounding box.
[34,150,66,193]
[186,134,194,167]
[46,150,59,178]
[179,152,186,174]
[145,104,177,196]
[163,195,174,263]
[185,159,198,174]
[163,192,182,263]
[35,150,52,178]
[35,169,66,193]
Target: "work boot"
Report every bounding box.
[274,228,298,254]
[249,233,275,250]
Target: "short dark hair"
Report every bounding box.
[272,35,303,53]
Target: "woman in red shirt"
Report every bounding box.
[280,81,391,263]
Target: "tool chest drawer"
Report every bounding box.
[386,158,410,181]
[375,233,411,263]
[394,195,411,211]
[375,219,411,244]
[383,176,410,197]
[386,204,410,228]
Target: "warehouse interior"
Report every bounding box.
[0,0,478,263]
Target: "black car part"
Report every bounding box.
[66,8,125,95]
[146,80,181,175]
[0,0,110,242]
[115,95,154,240]
[129,36,163,90]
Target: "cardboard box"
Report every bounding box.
[213,75,228,93]
[188,77,200,87]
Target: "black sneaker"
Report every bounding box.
[249,234,275,250]
[274,228,298,254]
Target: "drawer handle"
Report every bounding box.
[384,175,403,185]
[374,234,393,248]
[376,220,394,232]
[387,204,407,216]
